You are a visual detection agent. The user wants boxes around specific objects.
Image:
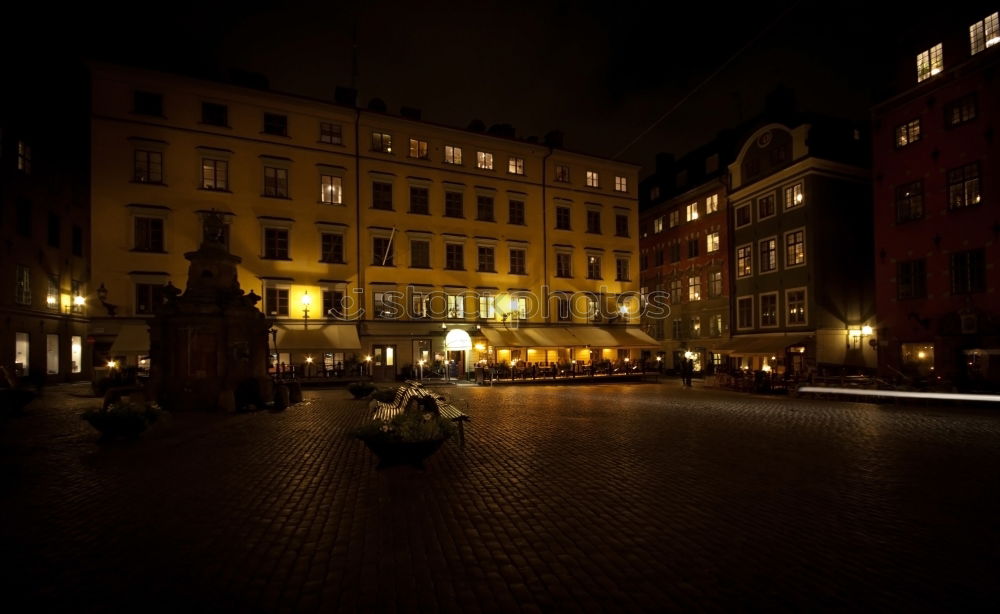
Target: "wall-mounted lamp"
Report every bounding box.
[96,282,118,317]
[301,291,311,328]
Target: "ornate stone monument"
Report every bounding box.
[149,212,273,411]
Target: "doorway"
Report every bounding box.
[372,345,397,380]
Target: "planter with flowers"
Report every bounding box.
[82,400,164,440]
[352,395,456,468]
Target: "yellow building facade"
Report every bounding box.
[89,63,653,380]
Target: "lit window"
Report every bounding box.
[17,140,31,174]
[690,317,701,337]
[476,151,494,170]
[759,238,777,273]
[447,294,465,319]
[371,132,392,153]
[47,276,58,310]
[409,138,428,159]
[201,159,228,191]
[653,216,664,233]
[916,43,943,82]
[736,245,752,278]
[706,232,719,253]
[319,122,342,144]
[669,210,680,228]
[948,162,980,209]
[784,184,803,209]
[508,157,525,175]
[708,271,722,298]
[687,275,701,301]
[710,314,723,336]
[479,295,495,319]
[705,194,718,213]
[786,288,806,325]
[614,176,627,192]
[969,12,999,55]
[587,255,602,279]
[321,175,342,204]
[895,119,921,147]
[586,170,599,187]
[901,343,934,375]
[555,164,570,182]
[686,202,698,221]
[785,229,806,267]
[374,292,398,319]
[760,293,778,328]
[444,145,462,165]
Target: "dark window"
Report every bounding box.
[265,287,289,316]
[15,265,30,305]
[688,238,699,259]
[735,205,751,227]
[409,187,429,214]
[201,102,228,126]
[134,217,164,252]
[951,249,986,294]
[945,94,976,127]
[948,163,980,209]
[444,192,464,218]
[615,214,629,237]
[410,240,430,268]
[17,140,32,174]
[373,237,393,266]
[556,253,571,278]
[556,296,571,321]
[372,181,393,210]
[72,225,83,257]
[757,194,775,219]
[203,220,230,251]
[509,248,526,274]
[615,257,629,281]
[759,238,777,273]
[655,249,664,267]
[135,283,165,315]
[555,206,571,230]
[669,243,680,263]
[476,196,494,221]
[477,246,495,272]
[709,271,723,297]
[895,181,924,223]
[508,200,525,224]
[134,150,163,183]
[320,233,344,263]
[47,213,60,248]
[586,210,601,234]
[672,319,683,340]
[263,167,288,197]
[737,297,753,329]
[263,113,288,136]
[319,122,343,144]
[555,164,570,182]
[133,91,163,116]
[640,253,648,271]
[445,244,464,270]
[323,290,345,318]
[263,228,289,259]
[897,259,926,299]
[587,255,602,279]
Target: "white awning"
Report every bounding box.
[109,324,150,355]
[275,324,361,350]
[481,326,660,349]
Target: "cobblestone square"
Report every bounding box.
[1,382,998,612]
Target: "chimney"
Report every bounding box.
[334,86,357,107]
[400,106,421,120]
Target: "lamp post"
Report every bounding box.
[302,291,311,330]
[365,354,372,377]
[418,359,425,381]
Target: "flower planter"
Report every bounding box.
[361,437,447,469]
[82,403,162,441]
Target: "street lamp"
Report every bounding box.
[418,359,425,381]
[365,354,372,377]
[301,291,311,329]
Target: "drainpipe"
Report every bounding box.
[542,148,552,323]
[355,108,363,324]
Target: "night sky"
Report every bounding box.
[6,1,993,175]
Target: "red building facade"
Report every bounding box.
[873,10,1000,387]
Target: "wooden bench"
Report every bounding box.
[368,381,470,446]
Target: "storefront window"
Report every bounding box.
[901,343,934,375]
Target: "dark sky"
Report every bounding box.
[7,1,992,176]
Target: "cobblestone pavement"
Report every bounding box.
[1,381,999,612]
